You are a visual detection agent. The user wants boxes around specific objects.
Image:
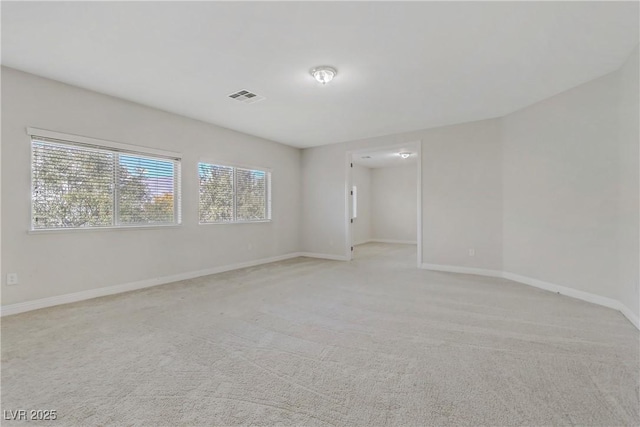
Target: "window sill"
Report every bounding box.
[28,224,182,234]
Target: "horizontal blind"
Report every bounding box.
[32,140,114,229]
[199,163,234,223]
[236,168,267,221]
[198,163,270,223]
[31,137,181,229]
[31,135,180,161]
[118,154,177,225]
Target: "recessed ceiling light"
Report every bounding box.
[398,152,412,159]
[310,66,337,85]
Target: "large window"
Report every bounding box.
[30,130,181,230]
[199,162,271,223]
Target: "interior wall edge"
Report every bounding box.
[421,263,639,330]
[421,263,503,278]
[0,252,350,317]
[370,239,417,245]
[298,252,350,261]
[354,240,373,246]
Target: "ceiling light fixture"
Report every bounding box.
[399,152,412,159]
[310,66,337,85]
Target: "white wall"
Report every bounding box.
[422,120,503,270]
[301,118,503,269]
[502,72,620,301]
[352,164,371,245]
[371,165,417,243]
[502,46,639,320]
[301,46,638,325]
[616,47,639,320]
[1,67,302,306]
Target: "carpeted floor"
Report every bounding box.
[1,243,639,426]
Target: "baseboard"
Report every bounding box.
[421,263,503,278]
[421,263,639,330]
[1,252,302,317]
[502,272,639,330]
[5,256,636,330]
[370,239,417,245]
[501,271,621,310]
[619,304,640,330]
[297,252,349,261]
[354,239,373,246]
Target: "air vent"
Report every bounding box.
[228,89,265,104]
[361,156,371,159]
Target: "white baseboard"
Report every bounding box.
[370,239,417,245]
[354,239,373,246]
[5,255,637,331]
[1,252,302,317]
[501,271,621,311]
[355,239,417,246]
[297,252,349,261]
[421,263,639,330]
[502,272,639,330]
[421,263,503,278]
[619,304,640,330]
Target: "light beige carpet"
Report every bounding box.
[2,243,639,426]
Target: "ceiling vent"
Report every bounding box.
[228,89,265,104]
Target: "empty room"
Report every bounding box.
[1,1,638,426]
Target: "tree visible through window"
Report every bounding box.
[198,164,234,223]
[199,162,270,223]
[118,154,176,225]
[31,138,180,229]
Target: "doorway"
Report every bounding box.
[346,142,422,267]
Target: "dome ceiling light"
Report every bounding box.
[310,66,337,85]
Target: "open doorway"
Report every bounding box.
[346,142,421,267]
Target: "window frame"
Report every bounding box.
[198,160,272,225]
[28,127,182,232]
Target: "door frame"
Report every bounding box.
[345,141,422,267]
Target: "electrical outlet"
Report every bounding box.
[6,273,18,286]
[468,249,475,257]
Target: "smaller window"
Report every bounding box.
[199,162,271,223]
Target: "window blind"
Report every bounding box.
[32,140,115,229]
[198,164,234,223]
[198,162,271,223]
[118,154,177,225]
[31,137,181,230]
[236,168,267,221]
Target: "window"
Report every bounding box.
[30,130,181,230]
[199,162,271,223]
